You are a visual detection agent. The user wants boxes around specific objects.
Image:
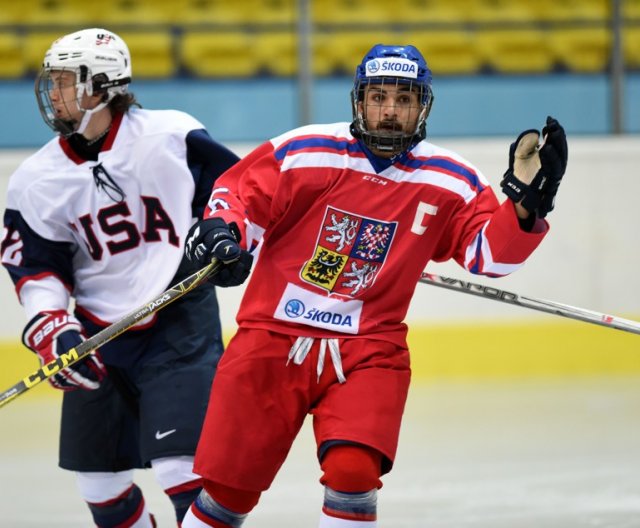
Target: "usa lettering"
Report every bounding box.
[304,308,353,328]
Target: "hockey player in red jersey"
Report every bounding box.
[182,44,568,527]
[1,29,241,527]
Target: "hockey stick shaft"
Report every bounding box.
[419,273,640,336]
[0,259,221,409]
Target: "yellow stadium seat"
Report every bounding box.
[623,27,640,68]
[0,2,28,24]
[180,31,259,77]
[549,28,611,72]
[326,31,401,75]
[252,0,297,24]
[624,0,640,20]
[404,30,480,75]
[389,0,478,24]
[176,0,253,24]
[250,31,337,77]
[24,32,63,74]
[475,29,555,73]
[255,32,297,76]
[23,0,97,25]
[529,0,609,22]
[101,0,176,25]
[469,0,538,23]
[0,33,26,79]
[311,32,340,76]
[312,0,393,25]
[118,31,176,78]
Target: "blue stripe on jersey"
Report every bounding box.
[274,137,360,161]
[470,231,484,274]
[404,156,484,190]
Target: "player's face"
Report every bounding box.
[359,83,421,157]
[47,71,83,122]
[47,70,100,123]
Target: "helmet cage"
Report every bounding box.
[350,44,434,155]
[35,65,131,136]
[34,28,132,136]
[351,77,433,154]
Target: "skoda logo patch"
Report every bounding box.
[284,299,305,318]
[366,59,380,74]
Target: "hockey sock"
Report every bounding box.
[182,489,248,528]
[152,455,205,524]
[318,445,382,526]
[165,478,203,524]
[182,480,261,528]
[86,483,156,527]
[321,487,377,525]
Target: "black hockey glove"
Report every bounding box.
[185,217,253,287]
[501,116,568,218]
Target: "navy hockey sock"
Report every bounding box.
[166,480,203,523]
[86,483,155,527]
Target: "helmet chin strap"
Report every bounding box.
[72,80,110,136]
[74,100,109,136]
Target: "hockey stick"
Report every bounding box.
[419,272,640,336]
[0,259,221,409]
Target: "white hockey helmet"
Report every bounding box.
[35,28,132,136]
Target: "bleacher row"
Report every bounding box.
[0,0,639,78]
[1,0,638,26]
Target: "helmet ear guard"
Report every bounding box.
[350,44,434,156]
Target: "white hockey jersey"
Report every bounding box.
[2,108,238,325]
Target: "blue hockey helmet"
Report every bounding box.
[351,44,434,155]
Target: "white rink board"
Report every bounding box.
[0,136,639,339]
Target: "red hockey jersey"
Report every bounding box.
[205,122,548,347]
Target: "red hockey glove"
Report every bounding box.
[22,310,106,391]
[501,116,568,218]
[185,217,253,287]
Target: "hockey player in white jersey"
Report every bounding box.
[1,28,241,527]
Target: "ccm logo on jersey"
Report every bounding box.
[363,175,388,186]
[275,283,362,334]
[366,58,418,79]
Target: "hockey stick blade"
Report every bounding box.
[420,272,640,336]
[0,259,221,409]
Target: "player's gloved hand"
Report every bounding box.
[501,116,568,218]
[185,217,253,287]
[22,310,106,391]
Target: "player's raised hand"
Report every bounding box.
[537,116,568,217]
[185,217,253,287]
[501,116,568,218]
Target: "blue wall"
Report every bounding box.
[1,73,639,148]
